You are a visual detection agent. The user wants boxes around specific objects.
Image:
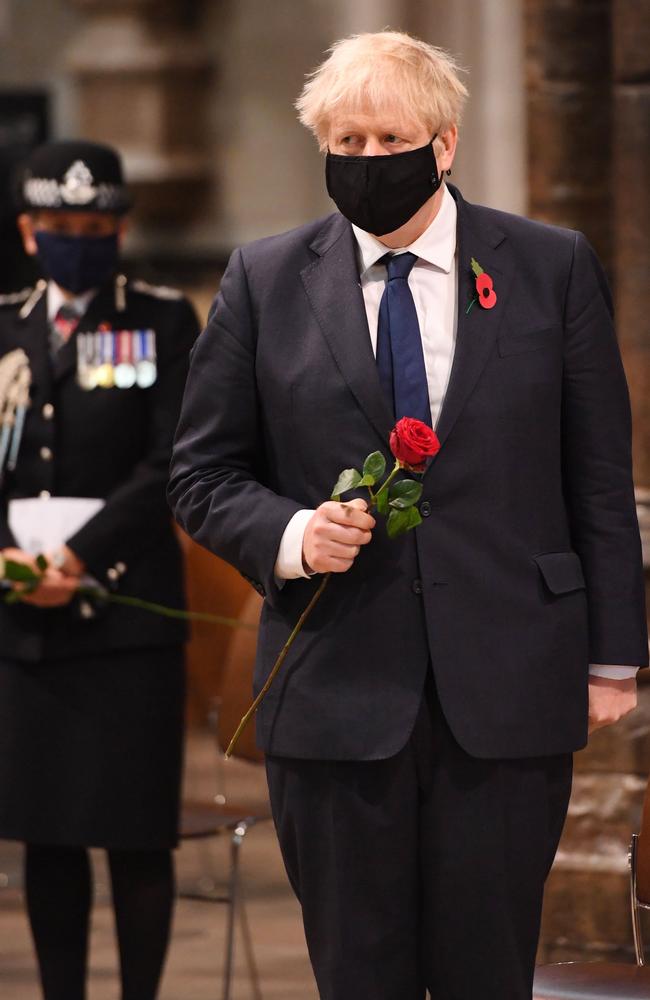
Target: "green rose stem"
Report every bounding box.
[225,459,406,757]
[76,588,256,631]
[372,459,400,507]
[0,560,255,631]
[224,571,331,758]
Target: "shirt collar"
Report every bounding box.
[47,281,97,323]
[352,183,457,277]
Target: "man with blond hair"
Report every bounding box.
[170,31,647,999]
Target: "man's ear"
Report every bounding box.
[16,213,39,256]
[435,126,458,174]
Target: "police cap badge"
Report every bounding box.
[16,140,131,215]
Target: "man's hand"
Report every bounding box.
[588,675,637,734]
[16,567,79,607]
[303,498,375,574]
[1,547,38,571]
[1,546,80,607]
[51,545,86,578]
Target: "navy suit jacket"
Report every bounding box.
[169,186,648,761]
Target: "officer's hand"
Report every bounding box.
[588,675,637,734]
[303,499,375,574]
[1,547,38,571]
[18,567,79,608]
[50,545,86,577]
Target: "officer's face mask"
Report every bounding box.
[34,230,120,295]
[325,136,443,236]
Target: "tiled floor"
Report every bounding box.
[0,732,318,999]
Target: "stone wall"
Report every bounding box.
[525,0,650,965]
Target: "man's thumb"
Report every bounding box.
[346,498,368,512]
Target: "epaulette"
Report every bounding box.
[130,279,183,301]
[0,287,32,308]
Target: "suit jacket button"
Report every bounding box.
[412,578,423,595]
[420,501,431,517]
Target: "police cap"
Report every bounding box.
[17,139,131,215]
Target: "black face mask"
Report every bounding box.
[35,230,119,294]
[325,136,443,236]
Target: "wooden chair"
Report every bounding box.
[179,589,269,1000]
[533,774,650,999]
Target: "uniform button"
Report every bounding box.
[115,561,127,575]
[40,446,53,461]
[42,403,54,420]
[107,567,119,583]
[39,490,51,499]
[420,501,432,517]
[412,578,423,595]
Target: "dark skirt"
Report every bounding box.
[0,646,185,850]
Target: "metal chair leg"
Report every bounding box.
[630,834,646,966]
[238,877,263,1000]
[222,822,248,1000]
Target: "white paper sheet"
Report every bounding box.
[8,496,105,556]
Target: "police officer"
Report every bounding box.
[0,140,199,1000]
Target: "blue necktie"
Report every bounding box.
[376,251,432,427]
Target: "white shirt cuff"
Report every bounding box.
[588,664,639,680]
[274,508,316,581]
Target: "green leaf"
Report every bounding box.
[386,505,422,539]
[36,553,49,572]
[470,256,484,277]
[375,489,389,515]
[388,479,423,509]
[330,467,362,500]
[363,451,386,482]
[357,474,375,488]
[3,559,41,583]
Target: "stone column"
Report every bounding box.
[64,0,213,230]
[525,0,650,964]
[613,0,650,490]
[524,0,612,271]
[407,0,527,216]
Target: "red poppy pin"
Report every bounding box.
[466,257,497,313]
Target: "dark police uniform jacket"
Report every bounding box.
[0,275,199,662]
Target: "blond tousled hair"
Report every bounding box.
[296,31,469,151]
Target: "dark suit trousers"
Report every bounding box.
[265,677,572,1000]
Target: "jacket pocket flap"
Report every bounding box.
[498,326,558,357]
[533,551,586,594]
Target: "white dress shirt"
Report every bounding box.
[272,186,637,680]
[47,282,96,326]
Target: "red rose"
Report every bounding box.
[389,417,441,471]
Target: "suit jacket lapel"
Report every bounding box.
[301,215,394,447]
[433,187,513,451]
